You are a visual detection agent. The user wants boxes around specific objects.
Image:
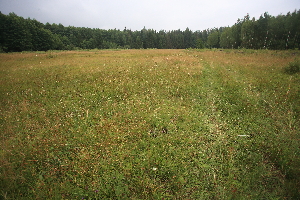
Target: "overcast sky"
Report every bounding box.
[0,0,299,31]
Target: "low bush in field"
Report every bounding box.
[284,60,300,74]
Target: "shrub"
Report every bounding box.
[284,60,300,74]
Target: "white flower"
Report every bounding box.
[152,167,158,171]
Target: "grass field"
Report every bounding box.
[1,49,300,199]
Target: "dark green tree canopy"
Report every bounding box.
[0,10,299,52]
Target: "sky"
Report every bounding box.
[0,0,299,31]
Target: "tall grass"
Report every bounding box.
[1,49,299,199]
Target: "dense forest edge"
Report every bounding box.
[0,10,299,52]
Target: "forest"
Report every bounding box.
[0,10,299,52]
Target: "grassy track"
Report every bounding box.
[1,49,299,199]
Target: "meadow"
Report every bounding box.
[0,49,299,199]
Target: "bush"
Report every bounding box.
[284,60,300,74]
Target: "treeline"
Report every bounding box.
[0,10,299,52]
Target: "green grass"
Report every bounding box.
[1,49,299,199]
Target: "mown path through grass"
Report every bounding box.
[1,49,299,199]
